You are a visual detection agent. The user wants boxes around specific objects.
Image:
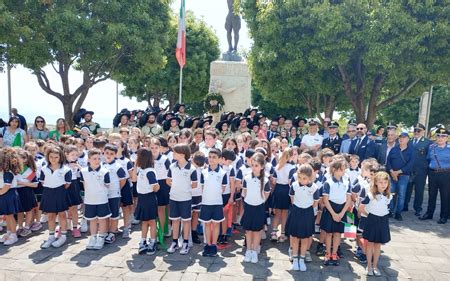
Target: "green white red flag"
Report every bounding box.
[176,0,186,68]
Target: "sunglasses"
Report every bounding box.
[356,128,364,130]
[414,129,422,133]
[36,120,44,123]
[437,134,448,137]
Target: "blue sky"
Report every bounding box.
[0,0,251,127]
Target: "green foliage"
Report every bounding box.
[119,11,220,110]
[242,0,450,127]
[1,0,171,125]
[380,85,450,127]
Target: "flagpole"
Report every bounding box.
[179,66,183,104]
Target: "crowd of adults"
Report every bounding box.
[1,104,449,224]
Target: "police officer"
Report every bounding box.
[404,123,431,216]
[419,128,450,224]
[321,121,342,154]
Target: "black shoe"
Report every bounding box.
[316,243,325,256]
[394,213,403,221]
[202,245,210,257]
[192,231,201,244]
[222,235,228,244]
[210,244,218,257]
[437,218,447,224]
[388,212,393,218]
[419,214,433,220]
[403,207,409,212]
[414,211,422,217]
[337,246,344,258]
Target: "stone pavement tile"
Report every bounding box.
[31,272,72,281]
[196,273,221,281]
[398,260,433,271]
[219,274,255,281]
[101,267,131,279]
[381,261,411,279]
[122,269,166,281]
[161,271,184,280]
[338,272,367,281]
[415,255,447,264]
[0,270,38,281]
[428,271,450,280]
[156,260,191,272]
[184,261,212,273]
[430,262,450,273]
[181,272,198,281]
[403,269,434,281]
[7,259,59,273]
[424,248,450,259]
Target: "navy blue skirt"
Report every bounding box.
[132,181,138,198]
[358,216,367,233]
[120,181,133,206]
[272,184,290,210]
[66,180,83,207]
[241,202,266,232]
[40,186,70,213]
[134,192,158,221]
[320,201,345,234]
[363,214,390,244]
[33,182,44,203]
[286,205,315,239]
[156,179,170,206]
[0,189,19,215]
[17,187,37,212]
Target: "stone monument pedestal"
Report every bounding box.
[209,60,252,114]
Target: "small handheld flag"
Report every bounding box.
[343,223,357,239]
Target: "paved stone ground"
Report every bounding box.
[0,202,449,280]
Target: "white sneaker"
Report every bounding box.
[131,216,140,225]
[94,236,105,250]
[251,250,258,264]
[3,234,18,246]
[305,251,312,262]
[291,258,300,271]
[299,258,307,272]
[167,241,179,253]
[180,242,190,255]
[0,233,9,243]
[366,267,374,276]
[86,236,97,250]
[40,236,56,249]
[40,214,48,223]
[51,236,67,248]
[243,250,252,263]
[80,218,88,233]
[122,227,130,239]
[255,245,261,254]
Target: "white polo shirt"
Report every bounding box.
[322,177,351,205]
[103,160,126,198]
[116,156,133,179]
[243,173,270,206]
[235,164,252,182]
[290,181,320,209]
[301,133,324,147]
[362,192,392,217]
[168,162,197,201]
[80,166,110,205]
[192,166,203,197]
[221,164,235,195]
[39,164,72,189]
[200,166,227,206]
[136,167,158,194]
[154,154,171,180]
[274,163,296,184]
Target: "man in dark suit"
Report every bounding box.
[376,129,398,166]
[349,123,377,161]
[404,123,431,216]
[267,119,279,140]
[322,121,342,154]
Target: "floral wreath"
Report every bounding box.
[203,92,225,113]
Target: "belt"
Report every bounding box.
[430,168,450,173]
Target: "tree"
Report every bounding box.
[242,0,449,128]
[2,0,171,126]
[380,85,450,127]
[119,11,220,111]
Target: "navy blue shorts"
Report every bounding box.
[132,181,138,198]
[222,193,231,207]
[84,203,112,220]
[192,196,202,212]
[156,180,170,206]
[120,181,133,206]
[169,199,192,221]
[199,205,224,223]
[108,197,121,220]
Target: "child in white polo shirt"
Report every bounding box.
[102,144,127,244]
[166,144,197,255]
[80,148,111,250]
[199,148,228,257]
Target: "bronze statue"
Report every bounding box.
[225,0,241,53]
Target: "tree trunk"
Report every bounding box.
[62,96,74,128]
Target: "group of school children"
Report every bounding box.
[0,128,392,277]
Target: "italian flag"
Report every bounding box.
[175,0,186,68]
[21,166,36,182]
[343,223,357,239]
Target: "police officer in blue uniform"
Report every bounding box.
[404,123,431,216]
[321,121,342,154]
[419,128,450,224]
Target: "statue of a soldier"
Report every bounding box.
[225,0,241,53]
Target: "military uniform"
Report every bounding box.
[164,127,180,138]
[141,123,163,137]
[80,121,101,135]
[404,135,431,215]
[322,135,342,154]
